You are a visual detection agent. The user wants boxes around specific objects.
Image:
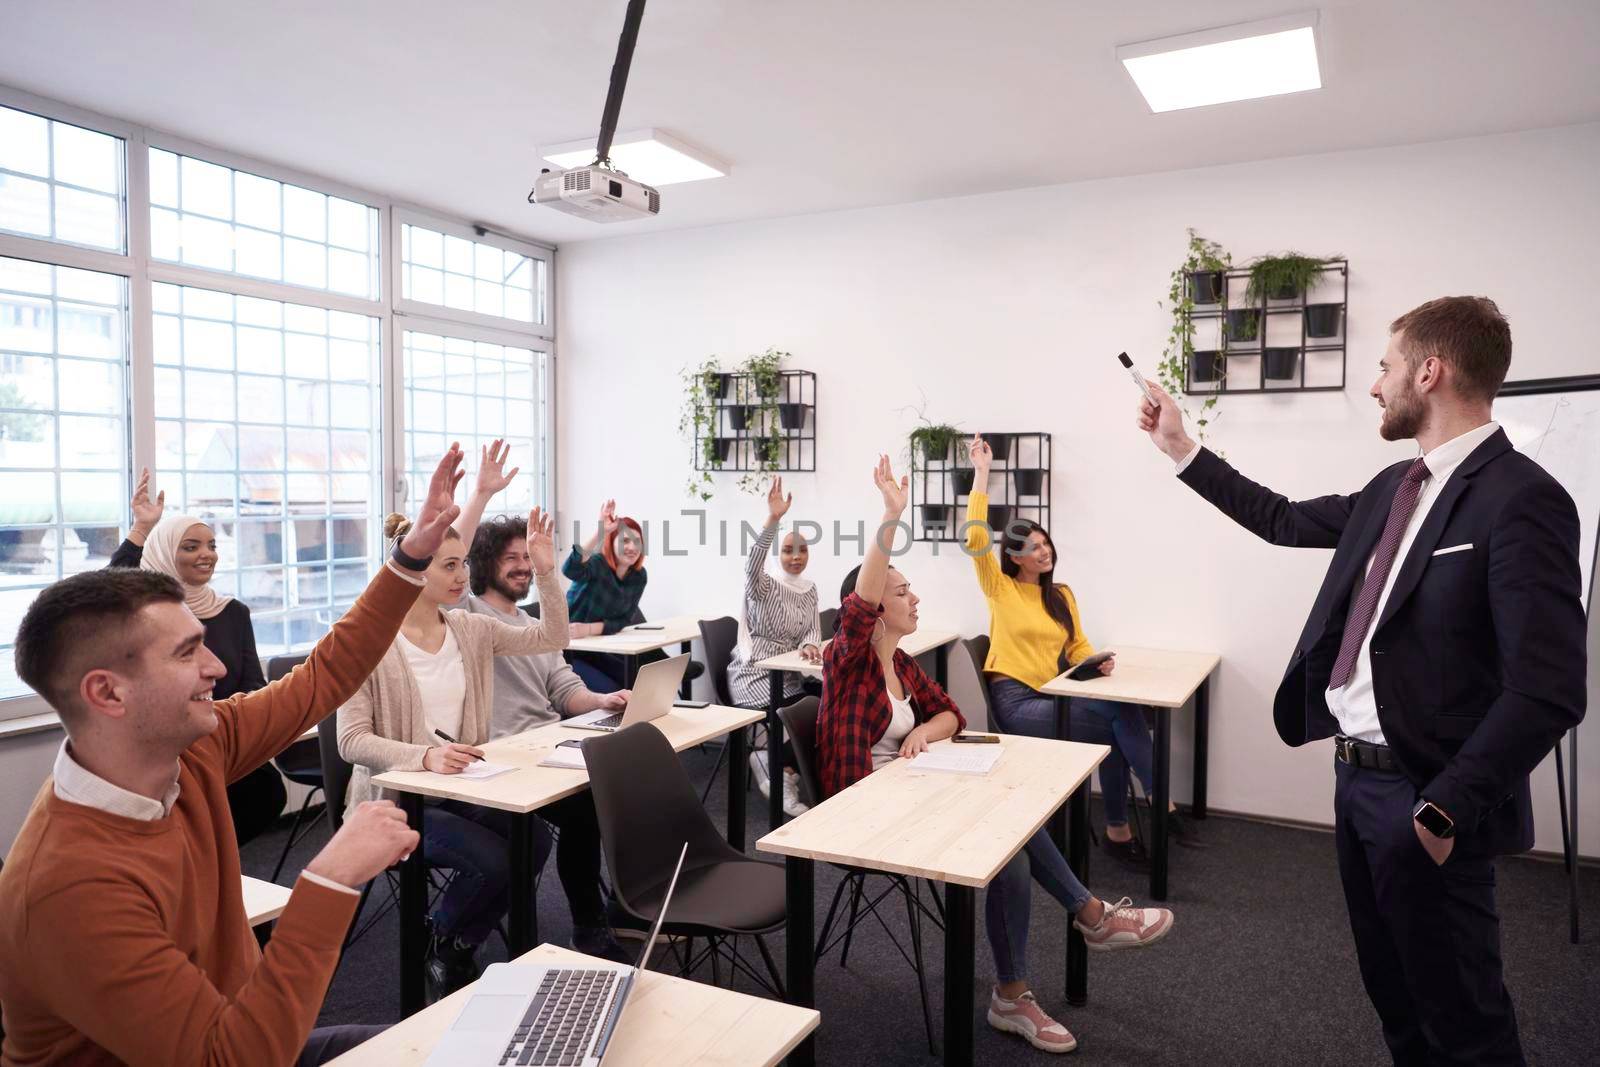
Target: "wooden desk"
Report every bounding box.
[757,735,1107,1067]
[242,875,292,927]
[1041,646,1220,909]
[565,616,703,693]
[326,943,819,1067]
[374,705,762,1016]
[752,627,961,834]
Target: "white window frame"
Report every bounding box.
[0,83,557,722]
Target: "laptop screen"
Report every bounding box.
[635,842,688,972]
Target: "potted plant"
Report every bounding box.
[909,423,962,465]
[1264,347,1300,380]
[1189,349,1225,384]
[1158,229,1232,449]
[1013,468,1044,495]
[726,404,753,431]
[1245,252,1339,304]
[678,356,725,500]
[1225,308,1259,343]
[1306,303,1343,337]
[707,436,736,464]
[951,466,978,495]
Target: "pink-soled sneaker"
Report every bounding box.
[987,989,1078,1053]
[1073,896,1174,951]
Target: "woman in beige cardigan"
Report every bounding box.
[338,506,567,1000]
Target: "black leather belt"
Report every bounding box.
[1335,735,1400,771]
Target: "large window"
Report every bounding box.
[401,223,543,325]
[0,105,124,252]
[0,88,553,718]
[403,329,546,515]
[0,256,128,698]
[149,148,381,299]
[151,282,381,655]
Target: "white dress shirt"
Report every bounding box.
[1176,421,1501,744]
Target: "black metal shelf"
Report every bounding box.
[910,432,1052,543]
[693,369,816,473]
[1183,260,1348,396]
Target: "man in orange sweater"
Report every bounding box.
[0,446,468,1066]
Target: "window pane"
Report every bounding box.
[0,259,129,699]
[400,223,543,325]
[0,106,125,251]
[149,149,378,299]
[403,330,545,519]
[153,283,380,659]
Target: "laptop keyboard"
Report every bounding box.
[585,712,625,730]
[500,968,618,1065]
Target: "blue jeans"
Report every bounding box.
[985,829,1095,985]
[424,800,554,946]
[987,677,1156,827]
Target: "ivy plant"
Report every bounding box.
[677,356,725,501]
[1157,228,1231,449]
[736,347,788,495]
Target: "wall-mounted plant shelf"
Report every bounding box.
[1184,260,1348,395]
[910,431,1052,543]
[693,369,817,473]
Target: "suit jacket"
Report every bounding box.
[1179,429,1586,855]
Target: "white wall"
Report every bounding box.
[556,121,1600,857]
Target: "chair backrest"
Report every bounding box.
[267,653,309,683]
[580,724,738,918]
[316,715,355,833]
[778,697,823,809]
[697,616,740,707]
[948,636,992,733]
[819,607,838,640]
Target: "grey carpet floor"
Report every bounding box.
[245,743,1600,1065]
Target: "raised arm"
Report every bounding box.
[745,477,793,599]
[856,454,909,610]
[128,466,165,547]
[452,438,520,550]
[578,499,618,560]
[214,446,465,777]
[487,508,570,655]
[962,435,1003,596]
[1139,380,1358,548]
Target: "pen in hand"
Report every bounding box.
[433,729,485,761]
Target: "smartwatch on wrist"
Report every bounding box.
[1411,798,1456,839]
[390,541,433,573]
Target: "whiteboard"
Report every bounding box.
[1493,377,1600,612]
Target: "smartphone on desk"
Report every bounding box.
[673,699,710,709]
[628,624,666,631]
[952,733,1000,744]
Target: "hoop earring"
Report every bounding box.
[872,618,887,644]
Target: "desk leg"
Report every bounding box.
[622,654,639,689]
[1192,678,1210,820]
[785,857,816,1067]
[768,670,786,833]
[509,813,539,955]
[399,791,427,1016]
[935,645,948,690]
[943,883,975,1067]
[728,723,748,852]
[1066,767,1091,1007]
[1151,707,1172,902]
[1049,697,1069,854]
[679,640,693,700]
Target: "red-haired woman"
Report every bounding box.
[563,498,653,692]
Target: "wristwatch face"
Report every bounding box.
[1412,799,1455,838]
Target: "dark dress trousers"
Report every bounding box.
[1178,428,1586,1065]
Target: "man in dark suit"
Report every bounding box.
[1137,296,1586,1065]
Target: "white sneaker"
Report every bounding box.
[781,769,809,816]
[749,750,771,800]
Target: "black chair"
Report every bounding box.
[781,698,941,1054]
[266,654,323,881]
[962,636,995,734]
[581,722,786,995]
[695,616,760,803]
[819,607,838,640]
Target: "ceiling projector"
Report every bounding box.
[532,166,660,223]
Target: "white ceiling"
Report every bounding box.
[4,0,1598,247]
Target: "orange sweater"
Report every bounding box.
[0,563,421,1067]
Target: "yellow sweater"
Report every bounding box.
[966,491,1094,690]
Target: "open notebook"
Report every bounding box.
[907,745,1003,776]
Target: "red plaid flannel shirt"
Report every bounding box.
[818,592,965,798]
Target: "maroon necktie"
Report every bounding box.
[1328,458,1430,690]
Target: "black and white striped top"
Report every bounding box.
[727,523,821,707]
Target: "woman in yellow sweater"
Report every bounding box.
[965,435,1176,867]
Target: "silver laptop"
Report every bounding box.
[565,653,690,732]
[425,842,689,1067]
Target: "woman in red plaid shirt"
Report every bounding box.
[818,455,1175,1055]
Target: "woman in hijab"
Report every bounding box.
[725,477,822,815]
[109,467,286,844]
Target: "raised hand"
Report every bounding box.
[598,499,619,536]
[526,506,556,575]
[967,434,992,476]
[475,439,520,498]
[303,800,420,888]
[874,454,909,516]
[1136,380,1195,461]
[766,476,793,523]
[398,444,465,561]
[130,467,165,542]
